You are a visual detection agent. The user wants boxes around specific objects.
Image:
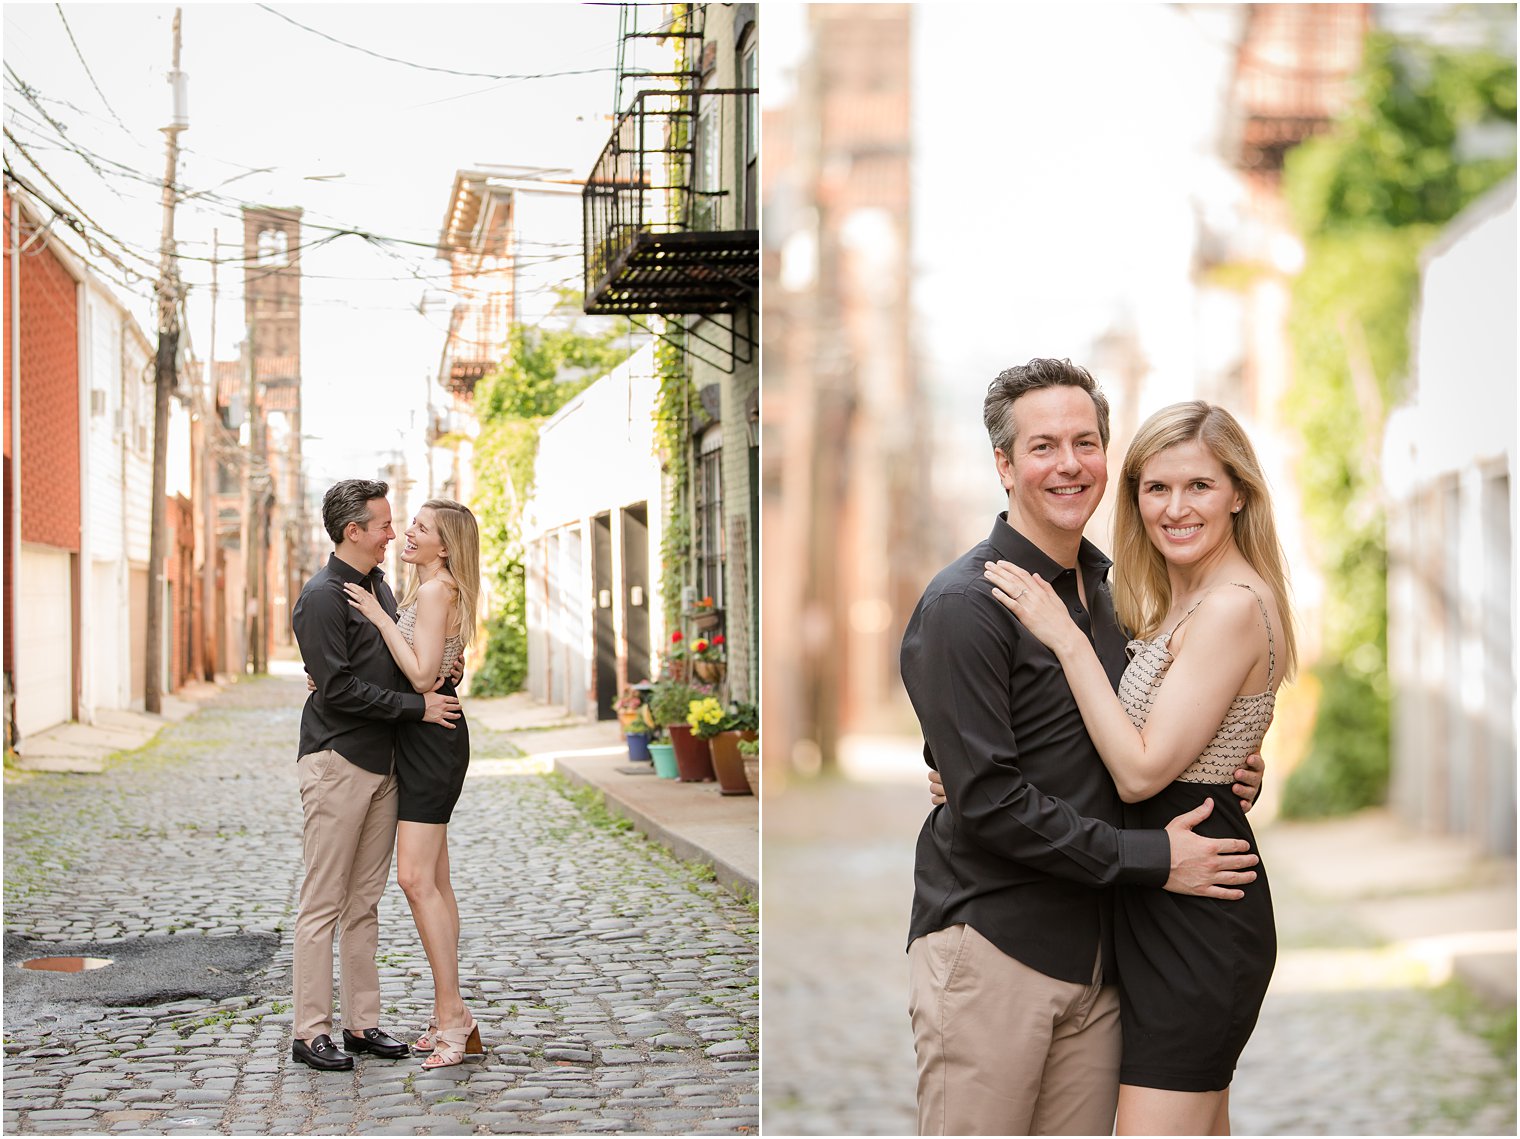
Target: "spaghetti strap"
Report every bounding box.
[1168,583,1277,685]
[1228,582,1276,686]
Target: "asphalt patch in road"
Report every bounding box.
[4,931,279,1010]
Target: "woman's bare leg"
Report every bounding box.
[1210,1089,1230,1136]
[1117,1084,1227,1136]
[396,821,466,1027]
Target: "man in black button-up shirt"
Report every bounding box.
[903,361,1262,1135]
[287,479,462,1070]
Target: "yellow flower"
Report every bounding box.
[687,697,725,733]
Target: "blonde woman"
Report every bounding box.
[344,498,483,1070]
[980,402,1295,1134]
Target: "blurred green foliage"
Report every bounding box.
[1279,32,1516,816]
[469,296,633,696]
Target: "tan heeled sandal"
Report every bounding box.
[420,1012,483,1069]
[412,1016,439,1053]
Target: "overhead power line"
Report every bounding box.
[256,4,620,82]
[54,4,134,138]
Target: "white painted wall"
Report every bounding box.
[1384,178,1516,855]
[522,343,662,712]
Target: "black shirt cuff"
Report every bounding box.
[1116,827,1172,887]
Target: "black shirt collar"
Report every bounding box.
[989,513,1112,580]
[326,552,387,588]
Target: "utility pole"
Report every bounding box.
[243,307,266,675]
[145,8,186,714]
[201,228,219,680]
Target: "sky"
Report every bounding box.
[4,2,630,489]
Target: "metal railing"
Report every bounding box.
[583,86,758,307]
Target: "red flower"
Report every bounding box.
[713,634,726,646]
[692,638,710,654]
[671,630,684,643]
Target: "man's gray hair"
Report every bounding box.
[322,479,389,544]
[983,358,1111,458]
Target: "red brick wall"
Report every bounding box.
[168,493,198,688]
[15,202,81,551]
[4,195,13,679]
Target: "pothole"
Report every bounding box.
[19,956,114,972]
[4,931,281,1012]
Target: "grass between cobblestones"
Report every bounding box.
[543,771,760,921]
[1436,978,1518,1067]
[6,673,761,1133]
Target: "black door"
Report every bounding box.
[592,512,616,721]
[622,503,651,685]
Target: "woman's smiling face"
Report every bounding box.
[401,506,445,566]
[1136,439,1243,568]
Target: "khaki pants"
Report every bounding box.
[292,749,397,1042]
[908,923,1121,1136]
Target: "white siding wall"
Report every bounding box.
[1384,179,1516,856]
[122,338,153,565]
[521,344,661,712]
[86,286,125,557]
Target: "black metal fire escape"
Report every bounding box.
[583,5,758,371]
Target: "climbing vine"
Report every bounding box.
[653,325,697,634]
[1277,33,1515,816]
[469,296,634,695]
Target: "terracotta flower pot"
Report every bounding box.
[649,742,678,779]
[709,730,756,796]
[742,756,759,794]
[665,724,715,782]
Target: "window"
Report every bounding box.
[695,426,725,608]
[740,33,758,230]
[694,95,721,231]
[257,228,289,266]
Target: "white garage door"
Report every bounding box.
[17,545,74,736]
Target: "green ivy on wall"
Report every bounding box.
[1277,33,1515,817]
[469,297,633,696]
[653,326,695,635]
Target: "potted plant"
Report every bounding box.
[616,685,654,761]
[648,737,679,779]
[663,630,689,681]
[691,633,727,685]
[737,736,759,795]
[688,594,722,631]
[708,701,757,796]
[650,678,714,782]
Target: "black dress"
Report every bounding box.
[394,605,470,825]
[1113,585,1278,1092]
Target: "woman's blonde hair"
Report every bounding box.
[1112,401,1297,680]
[398,498,480,648]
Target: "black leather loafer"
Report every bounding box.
[292,1033,354,1071]
[342,1027,410,1059]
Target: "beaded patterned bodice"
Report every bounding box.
[396,602,464,684]
[1117,583,1277,785]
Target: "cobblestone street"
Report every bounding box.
[3,672,758,1135]
[763,776,1516,1136]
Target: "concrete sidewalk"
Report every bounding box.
[463,692,760,897]
[9,679,226,773]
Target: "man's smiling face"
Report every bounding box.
[994,385,1109,555]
